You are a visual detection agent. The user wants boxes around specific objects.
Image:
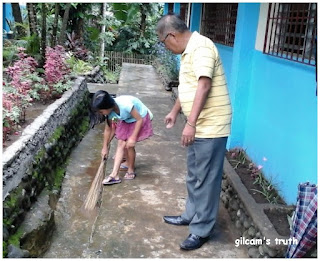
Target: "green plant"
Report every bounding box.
[252,173,280,204]
[153,42,179,81]
[66,56,93,75]
[228,148,247,169]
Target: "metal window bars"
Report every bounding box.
[200,3,238,47]
[264,3,317,66]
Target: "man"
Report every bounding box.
[156,14,232,250]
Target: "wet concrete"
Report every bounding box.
[44,64,248,258]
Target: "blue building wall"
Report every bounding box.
[218,4,317,204]
[163,3,317,204]
[3,3,14,32]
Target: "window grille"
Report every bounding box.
[264,3,317,66]
[200,3,238,47]
[180,3,190,27]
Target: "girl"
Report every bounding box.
[91,90,153,185]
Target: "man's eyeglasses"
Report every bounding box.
[160,33,172,44]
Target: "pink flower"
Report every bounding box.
[258,165,263,170]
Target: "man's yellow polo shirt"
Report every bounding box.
[179,31,232,138]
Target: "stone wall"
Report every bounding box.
[3,77,90,257]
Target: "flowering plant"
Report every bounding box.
[3,46,72,144]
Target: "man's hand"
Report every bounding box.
[164,112,177,128]
[181,124,196,147]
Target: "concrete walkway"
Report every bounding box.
[44,64,247,258]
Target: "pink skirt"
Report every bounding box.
[115,113,153,142]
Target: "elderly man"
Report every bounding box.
[156,14,232,250]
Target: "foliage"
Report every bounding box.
[3,46,72,144]
[65,31,90,60]
[109,3,162,54]
[152,42,179,81]
[102,64,122,83]
[228,148,281,204]
[66,56,93,75]
[252,173,280,204]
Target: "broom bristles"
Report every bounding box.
[82,159,106,210]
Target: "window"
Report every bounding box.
[263,3,317,66]
[180,3,191,27]
[200,3,238,47]
[168,3,174,13]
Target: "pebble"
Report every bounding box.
[248,247,260,258]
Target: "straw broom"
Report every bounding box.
[82,158,106,210]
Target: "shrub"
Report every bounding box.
[3,46,72,144]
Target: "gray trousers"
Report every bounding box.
[181,137,227,238]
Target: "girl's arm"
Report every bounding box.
[101,119,114,159]
[126,107,143,148]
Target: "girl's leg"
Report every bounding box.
[120,148,129,168]
[124,146,136,179]
[108,140,126,179]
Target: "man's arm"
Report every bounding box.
[181,76,212,147]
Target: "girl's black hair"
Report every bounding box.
[89,90,116,129]
[91,90,115,111]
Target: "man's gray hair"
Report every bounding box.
[156,13,189,37]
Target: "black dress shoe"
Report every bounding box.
[163,216,190,226]
[180,234,209,250]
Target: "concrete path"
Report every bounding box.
[44,64,247,258]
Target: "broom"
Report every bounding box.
[82,158,107,211]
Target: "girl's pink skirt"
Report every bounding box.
[115,113,153,142]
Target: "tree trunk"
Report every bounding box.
[58,3,71,45]
[100,3,107,62]
[140,4,147,37]
[11,3,26,37]
[51,3,60,47]
[27,3,38,36]
[39,3,47,68]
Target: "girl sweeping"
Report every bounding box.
[91,90,153,185]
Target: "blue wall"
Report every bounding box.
[244,53,317,204]
[165,3,317,204]
[3,3,13,32]
[215,3,317,204]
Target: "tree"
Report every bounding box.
[27,3,38,36]
[58,3,71,45]
[40,3,47,67]
[11,3,26,37]
[51,3,60,47]
[100,3,107,61]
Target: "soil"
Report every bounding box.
[225,150,286,205]
[225,149,291,237]
[264,208,292,237]
[3,100,55,150]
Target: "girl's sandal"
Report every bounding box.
[124,172,136,180]
[102,175,122,185]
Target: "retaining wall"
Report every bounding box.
[3,77,90,257]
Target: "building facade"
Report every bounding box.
[164,3,317,204]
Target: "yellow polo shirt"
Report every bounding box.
[179,31,232,138]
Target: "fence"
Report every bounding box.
[104,51,155,72]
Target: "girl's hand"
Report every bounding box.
[101,146,109,159]
[126,138,136,149]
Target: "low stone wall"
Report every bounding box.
[222,159,294,258]
[3,77,90,257]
